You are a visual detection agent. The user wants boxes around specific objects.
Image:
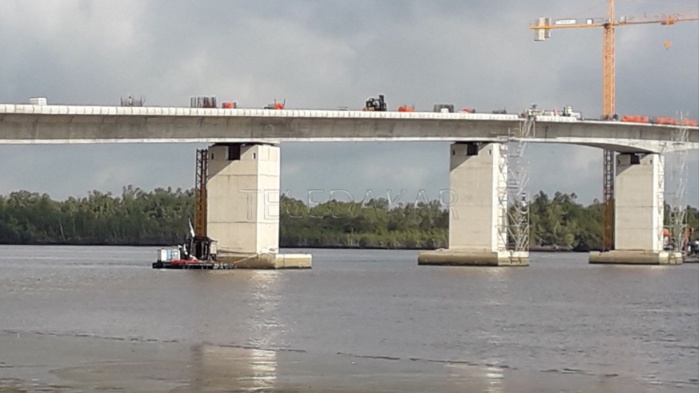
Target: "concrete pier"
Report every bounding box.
[207,143,311,269]
[217,252,312,269]
[590,153,680,265]
[419,143,528,266]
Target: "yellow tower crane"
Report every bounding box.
[530,0,699,251]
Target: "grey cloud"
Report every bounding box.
[0,0,697,205]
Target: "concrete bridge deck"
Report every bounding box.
[1,104,697,153]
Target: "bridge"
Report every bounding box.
[1,104,697,151]
[2,103,698,267]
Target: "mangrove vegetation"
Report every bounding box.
[0,187,696,250]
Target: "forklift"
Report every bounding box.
[364,95,387,111]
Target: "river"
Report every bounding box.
[0,246,697,392]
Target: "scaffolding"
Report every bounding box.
[496,144,509,253]
[665,118,689,252]
[508,118,532,253]
[497,118,532,254]
[656,153,666,251]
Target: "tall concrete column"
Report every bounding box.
[419,142,528,266]
[206,143,311,269]
[207,143,280,254]
[590,153,679,264]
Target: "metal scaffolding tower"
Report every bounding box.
[509,118,532,253]
[497,118,532,253]
[666,119,689,252]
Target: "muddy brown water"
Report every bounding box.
[0,246,697,392]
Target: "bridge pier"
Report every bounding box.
[590,153,681,265]
[206,143,311,269]
[419,142,529,266]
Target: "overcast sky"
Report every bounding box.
[1,0,697,206]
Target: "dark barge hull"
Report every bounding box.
[152,261,235,270]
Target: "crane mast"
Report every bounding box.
[195,148,208,238]
[602,0,615,251]
[530,0,699,251]
[603,0,615,119]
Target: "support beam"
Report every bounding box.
[206,143,311,269]
[590,153,681,264]
[419,142,529,266]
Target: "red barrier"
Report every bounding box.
[654,117,677,125]
[621,115,649,123]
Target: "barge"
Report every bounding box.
[152,235,230,269]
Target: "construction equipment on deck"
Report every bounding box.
[433,104,455,113]
[530,0,699,251]
[264,99,286,110]
[364,95,387,111]
[190,96,217,108]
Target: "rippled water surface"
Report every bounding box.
[0,246,697,392]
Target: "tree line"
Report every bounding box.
[0,187,696,250]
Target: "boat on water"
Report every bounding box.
[152,235,231,269]
[684,239,699,263]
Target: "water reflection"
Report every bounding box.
[446,363,505,393]
[247,271,284,349]
[186,343,518,392]
[485,365,504,393]
[189,344,278,392]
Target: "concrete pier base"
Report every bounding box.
[420,143,529,267]
[589,250,682,265]
[418,250,528,266]
[589,153,673,265]
[217,253,312,269]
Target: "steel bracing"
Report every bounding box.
[656,154,666,252]
[666,120,689,252]
[497,119,532,254]
[509,119,533,253]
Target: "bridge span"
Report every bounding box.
[1,104,697,152]
[1,104,698,267]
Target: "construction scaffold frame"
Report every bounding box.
[497,118,532,254]
[665,117,689,253]
[656,153,666,253]
[602,149,615,251]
